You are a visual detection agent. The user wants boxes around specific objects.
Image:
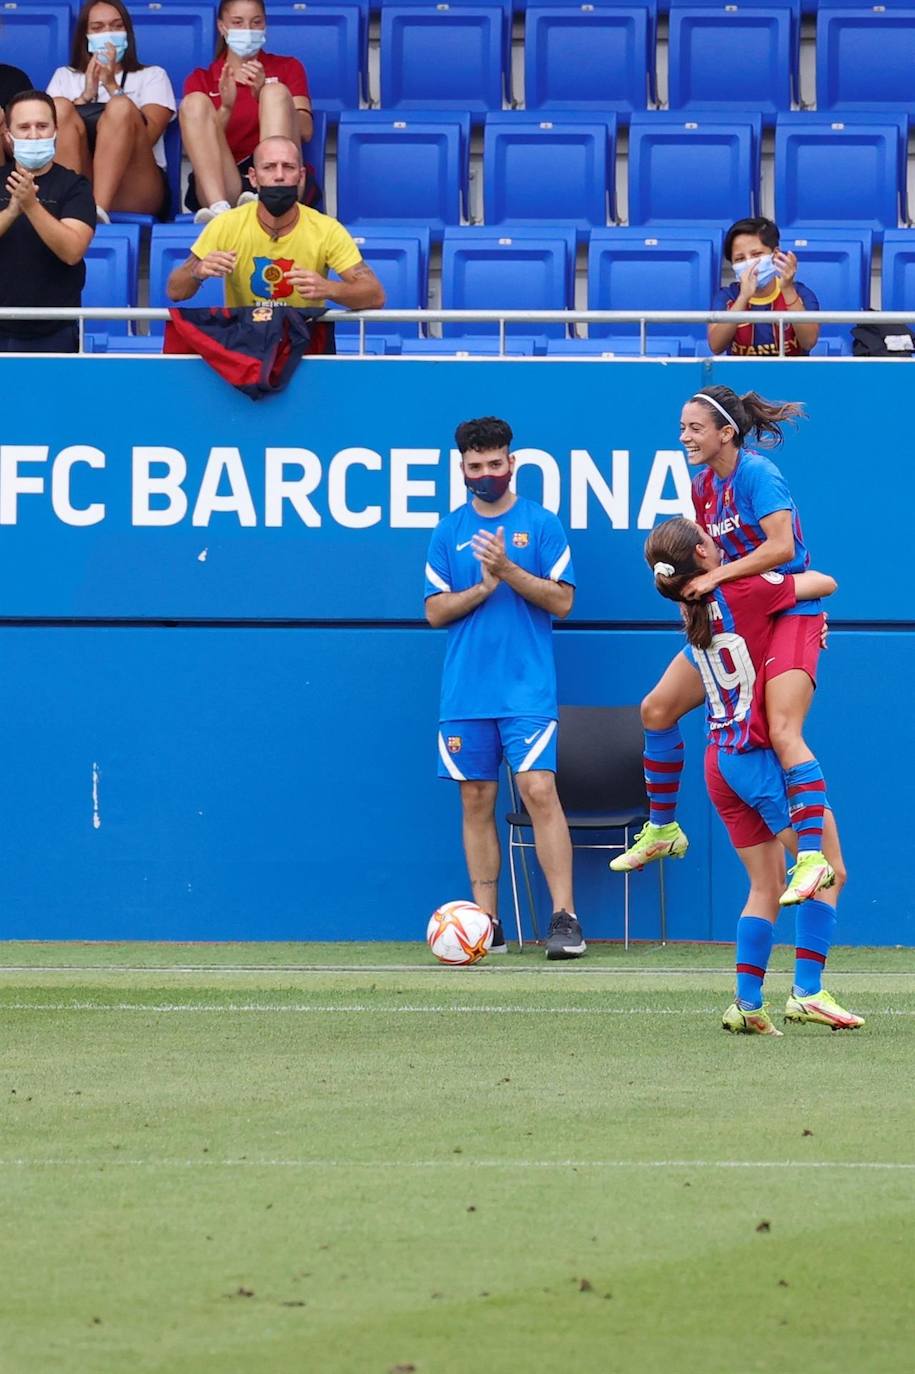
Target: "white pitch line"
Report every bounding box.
[1,1157,914,1171]
[1,964,912,977]
[0,1002,907,1016]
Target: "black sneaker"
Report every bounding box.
[544,910,586,960]
[489,918,508,954]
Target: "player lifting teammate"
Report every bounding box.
[645,517,863,1034]
[613,386,835,908]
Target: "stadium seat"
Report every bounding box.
[817,3,915,113]
[336,227,430,343]
[125,3,213,99]
[396,336,542,354]
[270,0,370,97]
[880,229,915,310]
[440,227,572,338]
[774,114,903,234]
[265,4,362,116]
[336,112,468,236]
[148,223,224,336]
[302,110,328,187]
[483,112,616,236]
[778,229,872,346]
[379,4,506,112]
[0,2,72,90]
[381,0,513,94]
[82,224,141,349]
[588,227,716,348]
[546,336,684,355]
[667,1,796,121]
[523,3,652,121]
[627,113,758,226]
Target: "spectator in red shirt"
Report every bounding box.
[180,0,313,224]
[708,217,820,358]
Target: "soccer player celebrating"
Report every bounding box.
[612,386,834,908]
[424,416,586,960]
[645,516,863,1035]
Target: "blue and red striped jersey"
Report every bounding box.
[686,574,797,752]
[691,449,819,619]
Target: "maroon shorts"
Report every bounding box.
[765,612,824,687]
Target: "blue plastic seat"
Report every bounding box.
[336,111,467,236]
[667,2,795,121]
[265,4,362,116]
[777,229,872,345]
[588,227,716,348]
[270,0,370,97]
[82,224,141,348]
[397,336,542,354]
[880,229,915,310]
[483,112,616,236]
[302,110,328,186]
[627,113,758,225]
[523,3,652,121]
[336,227,430,343]
[381,0,513,96]
[148,223,224,336]
[774,114,903,234]
[817,3,915,113]
[0,2,72,89]
[441,227,572,337]
[380,4,506,112]
[126,3,213,100]
[546,336,684,355]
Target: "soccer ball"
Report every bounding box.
[426,901,493,966]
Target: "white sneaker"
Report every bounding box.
[236,191,258,206]
[95,204,110,224]
[193,201,232,225]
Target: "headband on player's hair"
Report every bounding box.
[653,562,676,579]
[693,392,739,434]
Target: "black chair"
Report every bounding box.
[506,705,669,950]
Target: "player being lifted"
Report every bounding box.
[612,386,834,907]
[424,416,586,960]
[645,517,863,1035]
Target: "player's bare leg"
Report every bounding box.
[516,770,585,959]
[458,780,506,950]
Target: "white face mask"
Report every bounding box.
[13,136,56,170]
[733,253,778,289]
[224,28,267,57]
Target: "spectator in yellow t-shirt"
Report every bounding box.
[166,134,384,309]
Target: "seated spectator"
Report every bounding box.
[47,0,176,222]
[0,91,96,353]
[708,216,819,357]
[181,0,314,225]
[166,135,383,319]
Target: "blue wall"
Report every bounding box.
[0,358,911,943]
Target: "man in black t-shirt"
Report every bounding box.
[0,90,95,353]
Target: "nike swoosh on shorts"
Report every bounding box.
[523,731,541,744]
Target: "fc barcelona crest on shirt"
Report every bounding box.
[512,531,530,548]
[447,736,462,754]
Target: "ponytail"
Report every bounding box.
[644,519,714,650]
[692,385,806,450]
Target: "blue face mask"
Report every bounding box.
[225,28,267,57]
[13,137,56,170]
[733,253,778,290]
[88,30,129,60]
[464,471,512,504]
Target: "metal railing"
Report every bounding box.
[0,307,910,356]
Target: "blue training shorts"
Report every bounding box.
[437,717,558,782]
[705,746,791,848]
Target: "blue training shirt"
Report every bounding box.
[692,448,819,618]
[424,495,576,721]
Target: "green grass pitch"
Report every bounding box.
[3,941,915,1374]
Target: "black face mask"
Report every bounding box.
[258,184,299,218]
